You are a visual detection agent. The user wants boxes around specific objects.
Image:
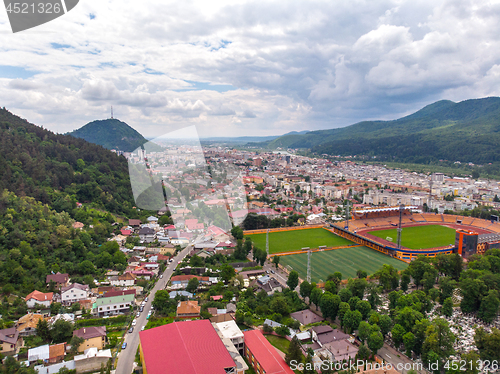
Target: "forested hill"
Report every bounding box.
[256,97,500,165]
[0,108,135,215]
[69,118,162,152]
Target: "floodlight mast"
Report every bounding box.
[344,200,350,230]
[307,250,312,283]
[266,228,269,256]
[396,204,404,249]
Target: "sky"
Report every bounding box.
[1,0,500,138]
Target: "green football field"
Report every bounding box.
[246,228,355,254]
[368,224,456,249]
[279,246,408,282]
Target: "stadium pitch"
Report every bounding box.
[368,224,456,249]
[245,228,354,254]
[279,246,408,282]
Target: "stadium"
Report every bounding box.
[329,206,500,262]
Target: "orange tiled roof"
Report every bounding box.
[25,290,53,302]
[49,343,65,358]
[177,301,200,315]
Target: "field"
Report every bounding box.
[279,246,408,282]
[246,228,354,254]
[368,224,456,249]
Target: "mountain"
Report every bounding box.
[69,118,158,152]
[0,108,135,215]
[201,130,310,144]
[254,97,500,165]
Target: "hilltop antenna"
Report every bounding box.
[111,106,114,119]
[397,204,404,249]
[307,250,312,283]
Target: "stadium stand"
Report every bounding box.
[443,215,457,223]
[423,213,443,222]
[461,217,475,226]
[413,213,427,222]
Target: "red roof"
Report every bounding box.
[26,290,53,302]
[121,229,132,236]
[139,320,235,374]
[244,330,295,374]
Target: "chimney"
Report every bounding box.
[83,328,86,334]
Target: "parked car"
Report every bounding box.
[128,327,134,333]
[160,274,163,279]
[136,312,140,318]
[132,319,137,326]
[122,342,127,349]
[145,297,148,302]
[140,306,144,312]
[141,326,145,331]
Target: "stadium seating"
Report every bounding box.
[423,213,443,222]
[413,213,427,222]
[461,217,475,226]
[443,215,457,223]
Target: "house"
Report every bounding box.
[110,234,127,246]
[74,347,113,373]
[138,227,156,243]
[322,339,358,362]
[108,272,136,287]
[25,290,53,308]
[61,283,90,306]
[0,327,23,354]
[176,301,201,319]
[139,320,237,374]
[73,326,107,352]
[206,225,230,242]
[209,313,235,324]
[17,313,46,336]
[244,329,295,374]
[169,291,193,299]
[28,344,49,363]
[290,309,324,326]
[129,219,142,227]
[147,216,159,223]
[93,286,117,296]
[49,343,66,364]
[120,229,132,236]
[104,289,136,298]
[94,294,135,317]
[46,272,69,289]
[252,275,282,295]
[185,219,204,232]
[215,320,245,354]
[73,222,84,230]
[170,275,211,289]
[311,325,349,346]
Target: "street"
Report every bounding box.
[114,244,192,374]
[378,343,429,374]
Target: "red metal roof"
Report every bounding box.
[243,330,295,374]
[139,320,236,374]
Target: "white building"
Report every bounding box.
[61,283,90,305]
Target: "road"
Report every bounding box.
[378,343,429,374]
[114,244,192,374]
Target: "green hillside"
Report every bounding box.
[70,118,162,152]
[0,108,136,215]
[257,97,500,167]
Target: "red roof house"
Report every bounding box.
[244,329,295,374]
[139,320,236,374]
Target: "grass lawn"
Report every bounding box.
[265,335,291,353]
[280,246,408,282]
[368,224,456,249]
[246,228,355,254]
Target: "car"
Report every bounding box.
[132,319,137,326]
[160,274,163,279]
[145,297,148,302]
[122,342,127,350]
[271,270,275,274]
[141,326,145,331]
[128,327,134,333]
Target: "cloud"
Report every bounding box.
[0,0,500,136]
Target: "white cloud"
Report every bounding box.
[0,0,500,136]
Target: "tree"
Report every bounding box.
[287,271,299,290]
[51,319,73,343]
[400,271,411,292]
[439,277,457,303]
[357,343,371,361]
[285,336,302,366]
[358,321,371,342]
[263,324,274,333]
[36,319,51,342]
[460,278,486,313]
[412,319,431,357]
[348,278,368,299]
[357,269,368,279]
[378,314,392,337]
[320,292,340,321]
[275,325,290,337]
[220,263,235,283]
[272,255,280,269]
[478,290,500,323]
[395,307,423,333]
[50,302,62,315]
[403,332,415,357]
[186,277,199,293]
[70,335,85,354]
[392,324,406,348]
[299,280,312,300]
[374,264,400,291]
[442,297,453,317]
[355,300,371,320]
[338,302,350,326]
[367,331,384,355]
[310,287,323,310]
[231,226,244,240]
[338,288,352,302]
[421,318,455,365]
[474,327,500,361]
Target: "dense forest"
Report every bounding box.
[0,108,137,216]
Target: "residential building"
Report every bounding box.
[25,290,53,308]
[73,326,107,352]
[61,283,90,306]
[16,313,46,337]
[244,329,294,374]
[176,300,201,319]
[108,272,136,287]
[139,320,237,374]
[215,320,245,354]
[94,294,134,317]
[74,347,113,373]
[46,272,69,289]
[290,310,324,326]
[49,343,66,364]
[252,275,282,295]
[0,327,23,354]
[138,227,156,243]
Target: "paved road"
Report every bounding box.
[114,244,192,374]
[378,343,429,374]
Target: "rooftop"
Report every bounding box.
[243,329,294,374]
